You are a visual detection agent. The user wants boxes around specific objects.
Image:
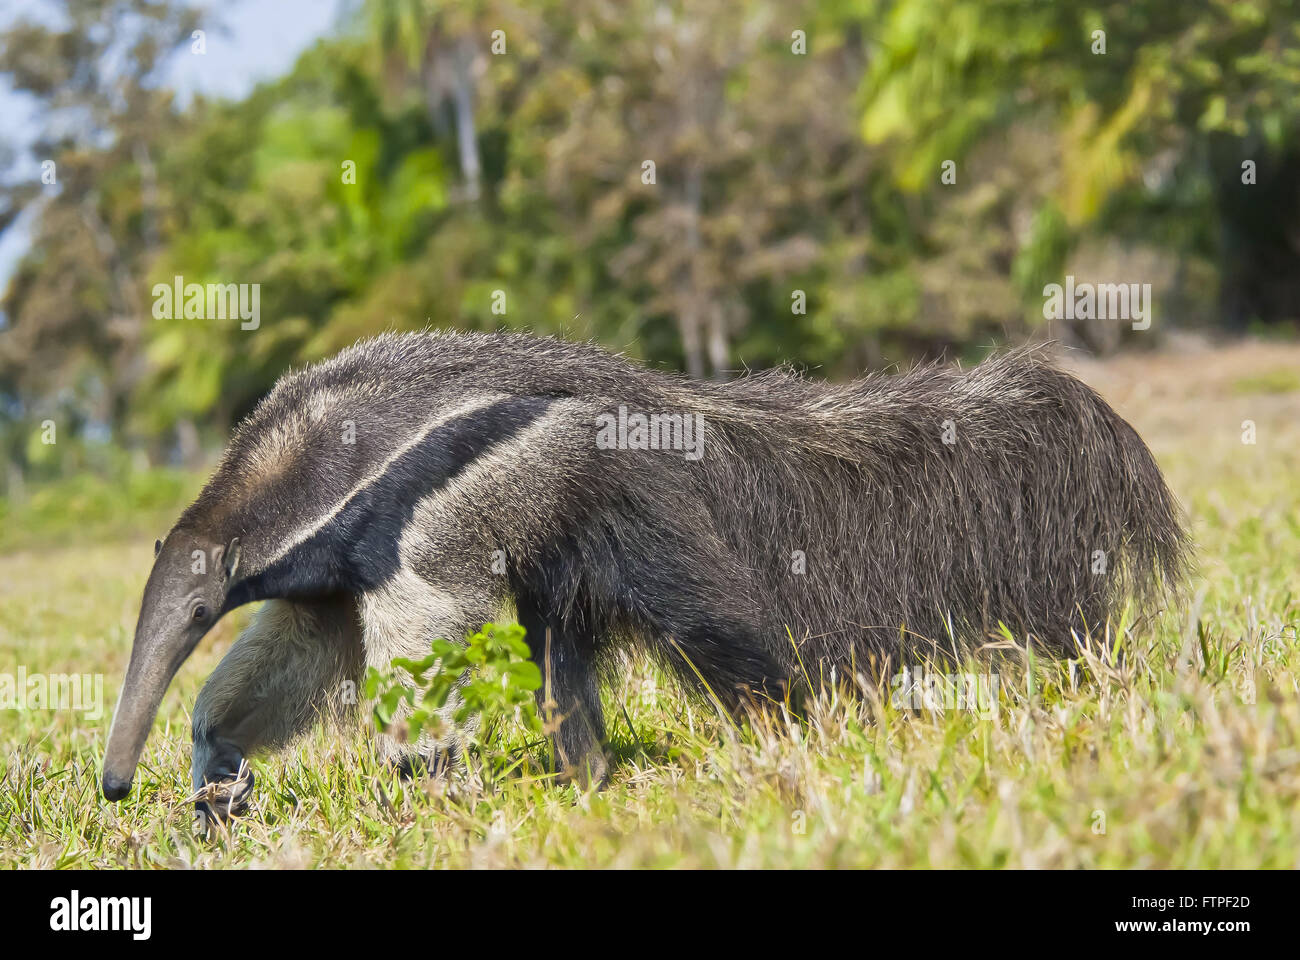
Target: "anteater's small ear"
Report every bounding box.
[154,538,163,558]
[223,537,242,580]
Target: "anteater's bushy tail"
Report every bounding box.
[945,349,1190,648]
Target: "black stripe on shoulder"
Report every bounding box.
[230,395,555,604]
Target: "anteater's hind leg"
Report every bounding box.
[616,522,789,715]
[650,603,788,716]
[515,589,608,787]
[191,594,363,824]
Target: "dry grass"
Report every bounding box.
[2,339,1298,867]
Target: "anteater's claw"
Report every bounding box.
[192,762,255,831]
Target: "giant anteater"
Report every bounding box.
[102,331,1186,813]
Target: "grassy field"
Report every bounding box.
[2,339,1299,868]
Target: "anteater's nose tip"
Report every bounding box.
[102,772,132,801]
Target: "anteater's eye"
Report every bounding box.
[192,604,207,622]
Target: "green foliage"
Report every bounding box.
[0,466,201,553]
[364,622,544,773]
[2,0,1299,481]
[859,0,1300,340]
[1011,201,1072,304]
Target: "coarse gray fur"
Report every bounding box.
[102,330,1188,814]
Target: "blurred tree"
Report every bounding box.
[860,0,1300,343]
[2,0,1298,485]
[135,40,450,436]
[366,0,517,204]
[489,0,883,377]
[0,0,200,443]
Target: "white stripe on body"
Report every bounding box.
[255,393,506,574]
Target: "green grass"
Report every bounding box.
[1232,367,1300,396]
[2,344,1299,868]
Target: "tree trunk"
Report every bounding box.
[706,303,729,379]
[452,37,482,202]
[175,418,201,469]
[679,164,705,378]
[5,458,25,504]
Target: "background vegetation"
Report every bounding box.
[2,0,1299,488]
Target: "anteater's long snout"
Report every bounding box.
[102,626,193,802]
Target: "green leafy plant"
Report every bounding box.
[364,622,544,776]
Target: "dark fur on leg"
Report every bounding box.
[513,578,608,786]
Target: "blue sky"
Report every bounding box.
[0,0,348,300]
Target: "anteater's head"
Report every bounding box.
[102,532,242,801]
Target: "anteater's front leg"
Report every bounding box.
[515,590,608,787]
[357,569,495,775]
[191,595,363,824]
